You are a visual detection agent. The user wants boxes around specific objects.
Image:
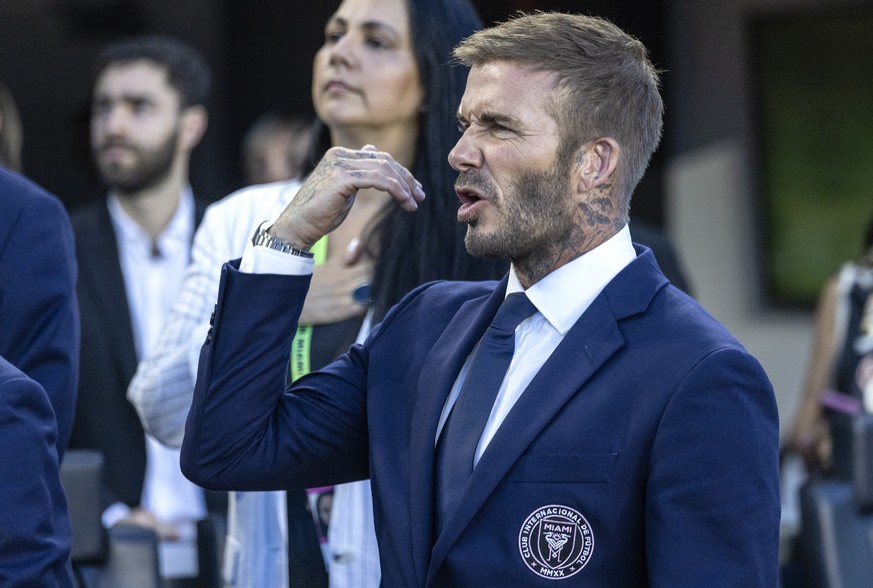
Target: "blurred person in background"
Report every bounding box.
[1,82,79,460]
[786,216,873,470]
[241,111,314,185]
[67,35,224,584]
[0,355,74,586]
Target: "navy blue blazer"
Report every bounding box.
[0,167,79,459]
[0,356,73,586]
[182,247,780,587]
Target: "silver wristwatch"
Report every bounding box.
[251,222,314,259]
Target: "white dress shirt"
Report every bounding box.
[107,188,206,577]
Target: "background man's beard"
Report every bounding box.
[97,130,178,195]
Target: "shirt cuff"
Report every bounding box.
[240,237,314,276]
[103,502,131,529]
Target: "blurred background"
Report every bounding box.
[2,0,873,448]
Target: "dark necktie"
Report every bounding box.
[434,292,537,535]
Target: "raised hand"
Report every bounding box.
[269,145,425,250]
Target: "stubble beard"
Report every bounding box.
[461,164,575,266]
[95,127,179,196]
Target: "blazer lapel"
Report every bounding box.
[408,278,507,585]
[80,203,138,377]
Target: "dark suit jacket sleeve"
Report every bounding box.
[0,172,79,458]
[181,261,372,491]
[646,346,780,586]
[0,360,74,585]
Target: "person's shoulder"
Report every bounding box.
[205,179,302,219]
[613,253,745,353]
[0,168,67,222]
[197,180,303,253]
[654,284,753,359]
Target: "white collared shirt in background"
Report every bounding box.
[108,187,206,577]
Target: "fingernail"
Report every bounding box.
[346,237,359,254]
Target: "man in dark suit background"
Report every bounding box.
[182,13,779,586]
[68,35,219,583]
[0,167,80,460]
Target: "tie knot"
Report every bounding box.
[490,292,537,334]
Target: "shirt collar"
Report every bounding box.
[108,186,194,251]
[507,224,636,335]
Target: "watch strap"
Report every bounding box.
[251,222,315,259]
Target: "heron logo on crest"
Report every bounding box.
[518,504,594,580]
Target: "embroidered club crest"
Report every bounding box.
[518,504,594,579]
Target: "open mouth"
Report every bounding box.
[457,188,482,206]
[456,188,488,221]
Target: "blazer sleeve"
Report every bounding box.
[181,261,371,492]
[0,190,79,458]
[645,346,780,587]
[0,363,74,585]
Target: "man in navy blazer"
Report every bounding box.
[0,355,73,585]
[182,13,780,586]
[0,167,79,459]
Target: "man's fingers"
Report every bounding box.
[273,146,426,246]
[335,148,426,210]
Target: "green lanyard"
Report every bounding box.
[290,236,328,381]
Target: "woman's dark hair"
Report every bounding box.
[305,0,508,320]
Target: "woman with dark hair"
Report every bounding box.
[301,0,504,323]
[129,0,505,585]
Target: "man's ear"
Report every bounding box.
[179,105,208,151]
[574,137,620,193]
